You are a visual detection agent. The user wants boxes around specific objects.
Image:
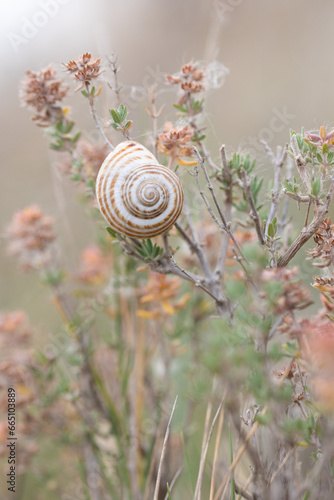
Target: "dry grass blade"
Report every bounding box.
[269,444,297,485]
[209,403,225,500]
[194,397,225,500]
[163,466,183,500]
[153,395,178,500]
[213,407,267,500]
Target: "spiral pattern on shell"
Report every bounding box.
[95,141,184,238]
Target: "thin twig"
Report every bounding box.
[146,85,164,158]
[283,191,310,204]
[239,168,265,245]
[107,53,122,106]
[214,145,233,281]
[290,134,310,190]
[193,147,246,261]
[169,254,226,307]
[237,473,253,500]
[174,221,212,280]
[264,142,288,238]
[153,395,178,500]
[278,175,334,267]
[234,481,253,500]
[270,445,298,485]
[85,83,114,150]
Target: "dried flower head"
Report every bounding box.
[307,218,334,267]
[158,122,196,165]
[77,245,110,284]
[60,139,109,187]
[20,65,68,126]
[166,61,205,103]
[261,266,312,314]
[138,272,190,319]
[63,52,102,91]
[311,276,334,314]
[0,311,33,347]
[304,126,334,148]
[6,205,56,271]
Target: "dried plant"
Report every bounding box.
[3,52,334,500]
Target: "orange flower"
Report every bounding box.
[138,272,190,319]
[77,245,110,285]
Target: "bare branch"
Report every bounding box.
[214,145,233,280]
[264,143,288,238]
[85,83,114,150]
[107,53,122,106]
[290,134,310,190]
[239,168,265,245]
[193,147,246,261]
[278,175,334,267]
[169,254,226,308]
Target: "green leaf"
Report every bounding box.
[173,103,189,113]
[111,122,123,131]
[118,104,127,122]
[322,142,329,154]
[70,131,82,143]
[90,86,95,95]
[106,227,117,238]
[123,120,132,131]
[327,151,334,163]
[192,98,204,113]
[81,90,88,98]
[109,109,121,123]
[268,222,275,238]
[316,152,323,163]
[146,239,153,253]
[311,178,321,197]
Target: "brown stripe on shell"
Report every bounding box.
[95,141,184,238]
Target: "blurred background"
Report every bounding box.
[1,0,334,334]
[2,1,334,499]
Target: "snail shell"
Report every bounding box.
[95,141,184,238]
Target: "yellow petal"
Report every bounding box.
[161,300,175,315]
[140,293,157,303]
[94,85,102,97]
[137,310,155,319]
[16,384,34,398]
[178,158,198,166]
[320,126,327,139]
